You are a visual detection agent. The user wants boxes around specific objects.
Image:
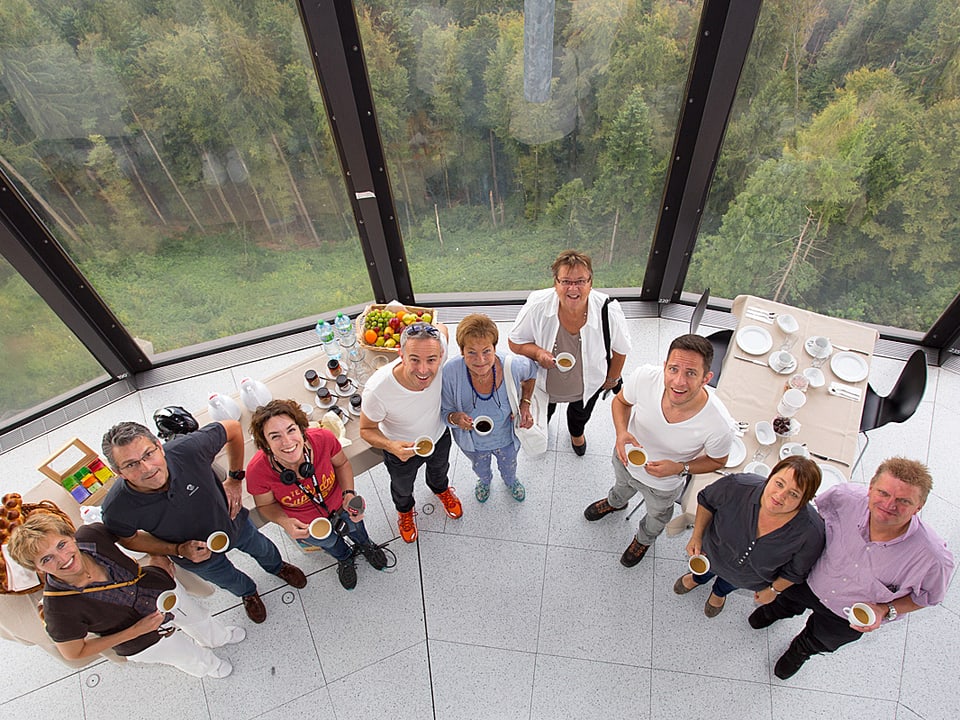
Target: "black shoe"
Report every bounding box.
[584,498,625,521]
[620,538,650,568]
[276,561,307,589]
[337,558,357,590]
[774,638,813,680]
[748,604,780,629]
[359,542,387,570]
[571,438,587,456]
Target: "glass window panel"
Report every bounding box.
[690,0,960,332]
[0,254,106,419]
[0,1,366,355]
[359,0,701,290]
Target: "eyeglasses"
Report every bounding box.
[118,445,161,474]
[555,277,592,288]
[401,322,441,341]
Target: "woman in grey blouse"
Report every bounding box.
[675,456,825,617]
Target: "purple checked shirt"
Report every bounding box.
[807,484,954,618]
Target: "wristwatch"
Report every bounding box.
[228,469,245,481]
[886,603,898,621]
[681,462,690,477]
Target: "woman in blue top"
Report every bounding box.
[441,314,538,503]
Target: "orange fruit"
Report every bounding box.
[364,329,378,344]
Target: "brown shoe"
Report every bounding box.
[242,593,267,623]
[673,574,697,595]
[276,562,307,589]
[620,538,650,567]
[584,498,625,521]
[704,593,726,618]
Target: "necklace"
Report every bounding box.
[466,362,500,409]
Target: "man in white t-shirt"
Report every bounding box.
[584,334,735,567]
[360,322,462,543]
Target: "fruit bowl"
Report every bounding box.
[357,303,438,354]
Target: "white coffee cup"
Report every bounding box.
[156,590,179,613]
[772,351,793,371]
[777,388,807,417]
[843,602,877,627]
[206,531,230,553]
[625,445,647,468]
[413,435,434,457]
[309,517,332,540]
[473,415,494,435]
[554,352,576,372]
[688,554,710,575]
[812,336,831,355]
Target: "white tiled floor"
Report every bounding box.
[1,317,957,720]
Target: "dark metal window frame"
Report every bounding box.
[1,0,958,438]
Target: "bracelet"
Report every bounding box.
[342,489,356,497]
[448,412,457,425]
[521,398,532,405]
[606,376,621,383]
[174,542,183,558]
[769,586,781,595]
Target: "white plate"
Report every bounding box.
[830,351,869,383]
[315,394,336,410]
[817,463,847,495]
[735,325,773,355]
[304,377,330,391]
[725,437,746,467]
[755,421,775,446]
[776,314,799,334]
[779,442,809,460]
[767,351,797,374]
[743,461,771,476]
[804,336,833,359]
[347,403,363,417]
[803,367,825,388]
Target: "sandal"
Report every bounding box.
[475,481,490,503]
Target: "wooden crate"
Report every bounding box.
[355,303,438,355]
[38,438,117,506]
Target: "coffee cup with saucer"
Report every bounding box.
[767,350,796,374]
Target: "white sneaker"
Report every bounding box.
[224,626,246,645]
[207,658,233,678]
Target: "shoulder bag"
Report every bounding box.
[503,355,548,456]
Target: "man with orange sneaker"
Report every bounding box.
[360,322,463,542]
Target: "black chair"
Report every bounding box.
[853,349,927,472]
[688,289,730,388]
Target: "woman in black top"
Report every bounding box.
[7,513,243,677]
[675,456,825,617]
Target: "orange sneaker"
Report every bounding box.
[397,509,418,543]
[436,487,463,519]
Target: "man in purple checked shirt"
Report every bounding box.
[747,457,954,679]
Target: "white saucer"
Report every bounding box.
[315,395,336,410]
[304,377,329,391]
[347,403,362,417]
[768,352,797,374]
[332,380,359,397]
[804,336,833,359]
[779,442,809,460]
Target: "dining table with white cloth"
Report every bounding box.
[666,294,880,533]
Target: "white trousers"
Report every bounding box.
[126,581,232,677]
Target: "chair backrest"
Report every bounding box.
[706,329,732,388]
[689,288,710,335]
[877,349,927,426]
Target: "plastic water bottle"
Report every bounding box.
[239,377,272,411]
[334,312,355,349]
[316,319,340,361]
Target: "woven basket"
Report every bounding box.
[356,303,438,355]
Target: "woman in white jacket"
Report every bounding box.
[508,250,631,456]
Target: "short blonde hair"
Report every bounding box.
[551,250,593,279]
[6,512,76,569]
[871,457,933,503]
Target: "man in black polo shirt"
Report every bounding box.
[100,420,307,623]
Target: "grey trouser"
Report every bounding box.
[608,451,683,545]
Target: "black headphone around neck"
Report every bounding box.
[273,443,314,485]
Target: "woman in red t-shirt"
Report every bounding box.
[246,399,386,590]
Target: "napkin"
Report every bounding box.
[829,382,862,399]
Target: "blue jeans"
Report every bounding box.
[172,516,283,598]
[692,571,738,598]
[296,516,372,561]
[462,444,519,486]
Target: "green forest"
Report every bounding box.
[1,0,959,417]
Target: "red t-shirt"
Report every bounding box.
[246,427,344,523]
